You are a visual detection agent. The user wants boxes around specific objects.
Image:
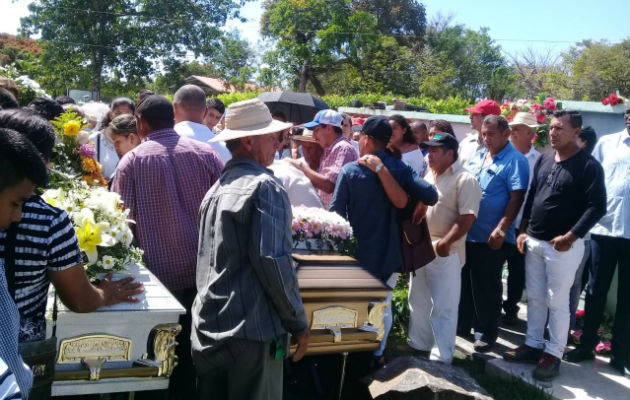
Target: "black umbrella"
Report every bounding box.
[257,91,329,124]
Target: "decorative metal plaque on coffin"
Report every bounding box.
[311,306,358,330]
[57,333,132,364]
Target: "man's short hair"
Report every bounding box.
[55,95,75,105]
[207,98,225,114]
[110,97,136,114]
[173,84,207,111]
[27,97,64,121]
[428,119,455,136]
[552,109,582,129]
[579,126,597,154]
[0,127,48,191]
[410,120,427,131]
[137,89,155,104]
[483,114,509,132]
[0,88,19,110]
[0,109,56,161]
[135,95,174,130]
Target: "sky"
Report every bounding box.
[2,0,629,61]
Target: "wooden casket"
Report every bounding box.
[45,263,185,396]
[292,253,389,355]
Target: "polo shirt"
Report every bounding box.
[458,131,483,169]
[425,162,482,265]
[466,142,529,244]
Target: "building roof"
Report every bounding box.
[185,75,274,94]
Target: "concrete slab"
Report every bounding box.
[454,307,630,400]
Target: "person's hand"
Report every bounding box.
[549,233,575,252]
[435,240,450,257]
[98,272,144,306]
[488,229,505,250]
[412,202,427,224]
[292,330,310,362]
[358,154,383,172]
[516,233,528,254]
[285,158,304,171]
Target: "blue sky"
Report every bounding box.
[3,0,630,59]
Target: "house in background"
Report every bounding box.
[184,75,278,95]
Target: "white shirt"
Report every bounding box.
[458,131,483,170]
[589,130,630,239]
[268,160,324,208]
[89,131,119,179]
[174,121,232,164]
[515,145,541,227]
[402,148,427,177]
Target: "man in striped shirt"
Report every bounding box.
[0,109,144,345]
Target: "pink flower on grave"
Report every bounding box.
[571,330,583,344]
[575,309,585,319]
[595,340,611,353]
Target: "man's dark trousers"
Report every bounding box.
[503,232,524,318]
[463,241,511,343]
[581,234,629,369]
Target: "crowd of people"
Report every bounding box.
[0,77,628,400]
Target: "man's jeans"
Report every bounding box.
[408,253,461,364]
[524,236,584,358]
[375,273,399,357]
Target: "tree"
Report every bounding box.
[564,39,630,100]
[21,0,245,99]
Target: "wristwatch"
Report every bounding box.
[495,228,506,238]
[375,163,384,173]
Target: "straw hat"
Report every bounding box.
[291,128,316,143]
[509,112,541,129]
[210,98,293,142]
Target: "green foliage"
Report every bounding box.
[21,0,245,99]
[391,274,410,334]
[322,93,472,114]
[216,90,261,107]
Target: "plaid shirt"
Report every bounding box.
[318,135,358,208]
[112,128,223,291]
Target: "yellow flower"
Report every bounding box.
[63,120,81,136]
[75,216,109,264]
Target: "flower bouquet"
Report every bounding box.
[50,108,107,188]
[602,92,626,106]
[291,206,357,256]
[42,181,143,278]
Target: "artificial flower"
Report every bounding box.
[575,309,585,319]
[79,143,96,158]
[595,340,611,353]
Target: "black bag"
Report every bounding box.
[4,223,58,400]
[400,218,436,275]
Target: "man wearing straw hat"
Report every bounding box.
[502,112,542,325]
[192,98,309,400]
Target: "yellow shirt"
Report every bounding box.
[425,162,482,265]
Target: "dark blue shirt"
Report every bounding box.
[466,142,529,244]
[330,150,438,283]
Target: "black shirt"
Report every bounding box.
[523,149,606,241]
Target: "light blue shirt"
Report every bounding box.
[589,130,630,239]
[466,142,529,244]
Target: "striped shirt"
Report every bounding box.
[0,358,22,400]
[0,260,33,397]
[318,135,358,209]
[0,197,82,343]
[112,128,223,291]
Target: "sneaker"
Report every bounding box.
[563,347,595,363]
[533,353,561,381]
[473,339,494,353]
[503,344,543,364]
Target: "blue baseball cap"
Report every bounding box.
[303,109,343,129]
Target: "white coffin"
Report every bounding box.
[45,263,186,396]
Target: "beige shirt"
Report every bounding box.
[425,162,482,265]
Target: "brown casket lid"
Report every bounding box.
[292,253,358,265]
[295,265,387,290]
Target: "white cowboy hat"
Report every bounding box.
[210,98,293,142]
[509,112,541,129]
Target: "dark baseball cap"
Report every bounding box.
[421,132,459,152]
[361,116,392,143]
[135,95,174,121]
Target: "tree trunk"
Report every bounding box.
[297,61,309,92]
[310,73,326,96]
[90,53,103,101]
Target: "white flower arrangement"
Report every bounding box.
[291,206,356,255]
[42,181,143,277]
